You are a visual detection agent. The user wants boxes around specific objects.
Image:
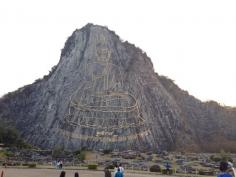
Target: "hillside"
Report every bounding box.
[0,24,235,152]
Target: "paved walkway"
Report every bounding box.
[0,168,170,177]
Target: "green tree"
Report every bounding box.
[75,150,86,161]
[0,121,30,148]
[52,146,65,158]
[220,150,233,162]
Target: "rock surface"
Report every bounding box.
[0,24,235,152]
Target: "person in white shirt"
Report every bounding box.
[228,162,236,177]
[114,164,118,177]
[119,164,124,175]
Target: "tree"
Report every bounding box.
[52,146,65,158]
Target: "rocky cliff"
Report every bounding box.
[0,24,235,152]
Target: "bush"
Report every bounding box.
[28,163,37,168]
[103,149,112,154]
[0,150,7,159]
[149,165,161,172]
[76,151,86,161]
[210,155,221,162]
[88,164,97,170]
[74,150,81,155]
[4,151,14,157]
[199,170,214,176]
[0,121,30,148]
[3,162,19,166]
[162,169,174,175]
[15,162,21,166]
[52,146,65,158]
[105,164,114,169]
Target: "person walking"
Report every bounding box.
[114,164,118,176]
[59,171,66,177]
[115,168,123,177]
[1,170,4,177]
[57,160,60,169]
[227,162,236,177]
[217,162,233,177]
[119,164,124,175]
[59,160,63,169]
[104,168,112,177]
[165,162,171,174]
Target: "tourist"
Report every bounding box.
[227,162,236,177]
[104,168,112,177]
[114,164,118,176]
[119,163,124,175]
[165,162,171,174]
[57,160,60,169]
[115,168,123,177]
[59,160,63,169]
[74,172,79,177]
[1,170,4,177]
[217,161,233,177]
[52,160,57,169]
[59,171,66,177]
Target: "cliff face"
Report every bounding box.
[159,76,236,152]
[0,24,235,152]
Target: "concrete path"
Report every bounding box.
[0,168,172,177]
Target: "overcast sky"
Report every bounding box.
[0,0,236,107]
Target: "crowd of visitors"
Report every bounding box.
[0,161,235,177]
[56,162,235,177]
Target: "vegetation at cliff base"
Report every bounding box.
[0,121,31,148]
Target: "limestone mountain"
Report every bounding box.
[0,24,235,152]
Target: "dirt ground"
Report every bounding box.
[0,168,172,177]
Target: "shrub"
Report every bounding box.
[162,169,174,175]
[0,121,30,148]
[74,150,81,155]
[3,162,17,166]
[0,150,7,159]
[210,155,221,162]
[88,164,97,170]
[52,146,65,158]
[15,162,21,166]
[28,163,37,168]
[149,165,161,172]
[76,151,86,161]
[103,149,112,154]
[105,164,114,169]
[199,170,214,176]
